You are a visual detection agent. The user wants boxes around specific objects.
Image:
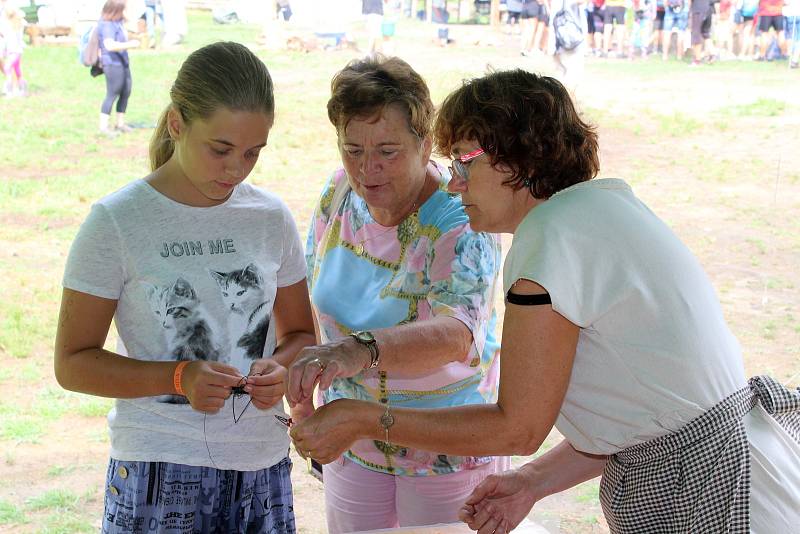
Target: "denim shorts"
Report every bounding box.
[787,16,800,43]
[101,457,295,533]
[663,8,688,31]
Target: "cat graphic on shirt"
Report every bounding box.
[145,277,226,403]
[210,262,271,361]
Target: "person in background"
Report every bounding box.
[363,0,384,53]
[286,55,505,533]
[533,0,551,54]
[161,0,187,46]
[649,0,666,54]
[629,0,655,57]
[589,0,605,53]
[733,0,759,58]
[549,0,587,95]
[662,0,688,60]
[381,0,401,55]
[55,41,314,533]
[1,5,26,97]
[786,0,800,67]
[602,0,627,55]
[520,0,540,54]
[277,0,293,21]
[714,0,736,59]
[96,0,139,136]
[143,0,161,48]
[507,0,523,33]
[756,0,786,59]
[689,0,716,64]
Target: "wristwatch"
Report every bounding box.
[350,330,380,369]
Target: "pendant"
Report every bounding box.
[355,243,365,256]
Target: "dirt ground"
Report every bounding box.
[1,23,798,534]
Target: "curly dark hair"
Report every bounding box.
[327,55,434,140]
[433,70,599,199]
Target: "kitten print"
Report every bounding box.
[210,262,271,361]
[145,278,225,403]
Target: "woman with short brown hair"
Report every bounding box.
[286,55,505,532]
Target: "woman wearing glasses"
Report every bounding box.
[285,55,505,533]
[292,69,800,533]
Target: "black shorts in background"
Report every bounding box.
[759,15,784,32]
[521,0,539,18]
[538,4,550,23]
[604,6,626,24]
[690,7,713,45]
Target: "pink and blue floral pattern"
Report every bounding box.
[305,164,502,476]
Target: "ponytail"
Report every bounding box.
[149,108,174,171]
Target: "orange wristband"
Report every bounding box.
[173,361,190,396]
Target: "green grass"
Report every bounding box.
[0,416,46,443]
[46,465,77,478]
[724,97,787,117]
[0,499,26,524]
[573,482,600,505]
[26,489,82,512]
[37,514,95,534]
[75,396,114,418]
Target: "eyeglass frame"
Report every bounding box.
[449,148,485,182]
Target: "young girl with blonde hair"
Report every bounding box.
[55,41,314,532]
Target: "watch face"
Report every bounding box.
[355,331,375,343]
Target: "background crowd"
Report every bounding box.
[504,0,800,66]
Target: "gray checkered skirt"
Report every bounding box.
[600,375,800,533]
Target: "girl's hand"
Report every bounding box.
[289,398,365,463]
[286,338,371,405]
[245,359,288,410]
[180,360,242,414]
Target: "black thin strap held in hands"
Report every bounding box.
[506,291,552,306]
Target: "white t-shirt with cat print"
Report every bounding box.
[63,180,306,471]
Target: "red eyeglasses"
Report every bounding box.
[449,148,485,182]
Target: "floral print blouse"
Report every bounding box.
[305,164,502,476]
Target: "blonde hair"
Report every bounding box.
[149,42,275,171]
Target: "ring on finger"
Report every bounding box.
[310,358,326,372]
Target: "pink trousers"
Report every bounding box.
[323,456,509,533]
[3,54,21,79]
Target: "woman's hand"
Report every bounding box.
[459,467,540,534]
[286,337,370,405]
[180,360,243,414]
[290,397,316,425]
[245,358,288,410]
[289,398,367,463]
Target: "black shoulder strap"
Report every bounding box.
[506,291,552,306]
